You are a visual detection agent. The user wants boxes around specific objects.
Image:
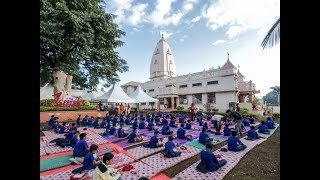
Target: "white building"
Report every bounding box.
[121,35,260,112]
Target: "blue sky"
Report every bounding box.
[101,0,280,98]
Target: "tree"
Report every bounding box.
[40,0,128,97]
[261,17,280,49]
[262,86,280,106]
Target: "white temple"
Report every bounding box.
[121,35,260,112]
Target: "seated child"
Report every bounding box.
[227,131,247,152]
[144,130,163,148]
[197,143,227,173]
[48,115,55,127]
[57,122,68,134]
[249,115,255,124]
[161,122,173,135]
[112,116,118,124]
[66,127,77,141]
[128,127,143,143]
[69,123,76,131]
[198,119,204,126]
[125,117,131,125]
[177,124,192,141]
[117,124,128,138]
[169,118,178,128]
[179,116,185,123]
[258,121,270,134]
[155,116,161,125]
[76,115,81,126]
[87,117,94,127]
[100,119,107,128]
[93,153,122,180]
[163,136,182,158]
[246,126,260,140]
[186,120,192,130]
[132,119,139,129]
[265,117,275,129]
[199,127,213,145]
[119,117,124,124]
[73,133,89,158]
[162,118,168,125]
[147,119,155,131]
[214,123,222,135]
[70,131,80,148]
[242,118,250,126]
[82,144,101,170]
[109,123,117,136]
[139,119,146,129]
[81,115,88,126]
[93,117,100,128]
[223,124,232,136]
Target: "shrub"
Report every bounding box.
[240,108,250,114]
[242,113,257,118]
[40,99,53,106]
[40,106,96,112]
[176,106,184,111]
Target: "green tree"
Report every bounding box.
[40,0,128,94]
[262,86,280,106]
[261,17,280,49]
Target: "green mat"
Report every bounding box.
[186,136,226,150]
[40,155,73,172]
[257,123,280,137]
[40,147,114,172]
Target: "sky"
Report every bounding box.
[101,0,280,98]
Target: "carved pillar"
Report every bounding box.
[239,95,246,103]
[249,93,254,103]
[171,96,174,110]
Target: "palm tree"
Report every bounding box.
[270,86,280,106]
[261,17,280,49]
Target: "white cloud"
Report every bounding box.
[226,26,247,38]
[180,38,185,42]
[133,28,140,32]
[191,16,201,22]
[127,4,148,26]
[159,31,173,39]
[202,0,280,39]
[183,3,193,11]
[108,0,134,24]
[212,40,227,45]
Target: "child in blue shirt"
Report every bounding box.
[93,117,100,128]
[258,121,270,134]
[265,117,275,129]
[227,131,247,152]
[242,118,250,126]
[73,133,89,158]
[155,116,161,125]
[163,136,181,158]
[139,119,146,129]
[82,144,101,170]
[197,143,227,173]
[186,120,192,130]
[57,122,68,134]
[147,119,155,131]
[128,127,143,143]
[223,124,232,136]
[169,118,178,128]
[132,118,139,129]
[48,115,55,127]
[145,130,163,148]
[112,116,118,124]
[76,114,81,126]
[109,123,117,136]
[70,131,80,148]
[66,127,77,141]
[246,126,260,140]
[199,128,213,145]
[177,124,192,140]
[249,115,255,124]
[100,119,107,128]
[125,117,131,125]
[162,118,168,125]
[69,123,76,131]
[87,116,94,127]
[81,115,88,126]
[117,124,128,138]
[161,122,173,135]
[178,116,185,123]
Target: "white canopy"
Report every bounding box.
[81,90,104,101]
[95,84,135,103]
[129,85,159,103]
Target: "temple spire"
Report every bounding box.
[227,52,230,60]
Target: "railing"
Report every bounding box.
[238,81,255,91]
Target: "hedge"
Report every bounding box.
[272,112,280,119]
[40,106,96,112]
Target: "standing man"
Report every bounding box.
[236,103,240,112]
[226,109,243,137]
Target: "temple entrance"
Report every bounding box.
[167,97,172,109]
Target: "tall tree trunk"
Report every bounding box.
[65,75,73,95]
[52,71,67,100]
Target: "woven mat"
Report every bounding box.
[127,146,165,160]
[173,137,267,180]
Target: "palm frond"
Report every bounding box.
[261,17,280,49]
